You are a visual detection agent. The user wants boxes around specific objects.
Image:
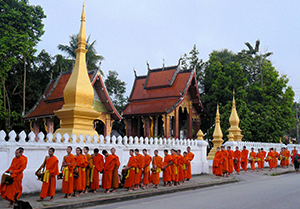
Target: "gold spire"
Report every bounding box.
[228,89,243,141]
[54,3,100,139]
[207,104,224,160]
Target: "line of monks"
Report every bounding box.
[213,145,296,178]
[0,146,194,207]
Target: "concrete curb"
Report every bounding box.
[40,179,239,209]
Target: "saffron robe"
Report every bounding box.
[274,151,279,168]
[90,154,104,190]
[135,154,144,185]
[85,154,93,188]
[177,155,185,181]
[62,154,76,194]
[213,151,223,176]
[250,152,256,170]
[221,150,229,173]
[111,154,120,189]
[74,155,88,191]
[102,155,115,190]
[186,152,194,179]
[266,151,275,169]
[124,156,137,188]
[0,155,27,202]
[241,149,249,171]
[257,152,264,169]
[40,156,59,198]
[171,154,178,182]
[233,150,241,172]
[279,151,284,167]
[183,156,190,179]
[284,150,291,166]
[151,155,163,186]
[227,150,234,174]
[163,154,173,182]
[143,154,152,185]
[261,150,267,168]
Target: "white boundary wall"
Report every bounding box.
[0,130,209,194]
[208,140,299,167]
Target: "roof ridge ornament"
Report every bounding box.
[133,67,137,77]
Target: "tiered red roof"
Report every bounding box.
[123,63,204,116]
[25,70,121,120]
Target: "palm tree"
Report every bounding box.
[58,34,104,75]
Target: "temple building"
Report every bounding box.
[25,4,121,138]
[122,59,205,139]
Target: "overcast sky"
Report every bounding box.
[29,0,300,101]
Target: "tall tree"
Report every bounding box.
[0,0,46,131]
[58,34,104,74]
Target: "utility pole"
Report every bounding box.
[297,101,300,144]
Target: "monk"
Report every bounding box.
[83,146,93,194]
[227,146,234,175]
[62,146,76,198]
[279,147,285,168]
[249,148,256,172]
[186,146,194,181]
[266,148,275,171]
[274,148,279,169]
[36,147,59,202]
[221,146,229,177]
[233,146,241,175]
[256,149,263,171]
[241,146,249,173]
[142,149,152,189]
[285,148,291,167]
[134,149,144,190]
[291,147,297,159]
[162,149,173,186]
[177,150,185,183]
[261,148,267,170]
[73,147,88,197]
[90,148,104,193]
[124,149,137,191]
[101,150,115,194]
[183,152,190,180]
[0,147,27,208]
[151,150,163,188]
[171,149,179,185]
[111,148,120,192]
[213,147,223,178]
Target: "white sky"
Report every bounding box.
[29,0,300,101]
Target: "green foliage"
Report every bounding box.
[185,42,295,143]
[58,34,104,74]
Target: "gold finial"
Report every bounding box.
[163,57,165,68]
[213,103,223,139]
[197,129,204,140]
[232,89,236,108]
[78,2,87,51]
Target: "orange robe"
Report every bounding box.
[135,154,144,185]
[183,156,190,179]
[40,156,59,198]
[233,150,241,172]
[213,151,223,176]
[90,154,104,190]
[62,154,76,195]
[274,151,279,168]
[102,155,115,190]
[266,151,275,169]
[85,154,93,188]
[221,150,229,173]
[111,154,120,189]
[124,156,137,188]
[186,152,194,179]
[227,150,234,174]
[163,154,173,182]
[279,151,284,167]
[284,150,291,166]
[241,149,249,171]
[261,150,266,168]
[177,155,184,181]
[171,154,178,182]
[0,155,27,202]
[257,152,263,169]
[143,154,152,185]
[250,152,256,170]
[74,155,88,191]
[151,155,163,186]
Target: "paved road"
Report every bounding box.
[86,172,300,209]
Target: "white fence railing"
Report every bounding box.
[0,130,209,193]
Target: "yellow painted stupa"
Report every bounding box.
[227,90,243,141]
[54,3,100,138]
[207,104,224,160]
